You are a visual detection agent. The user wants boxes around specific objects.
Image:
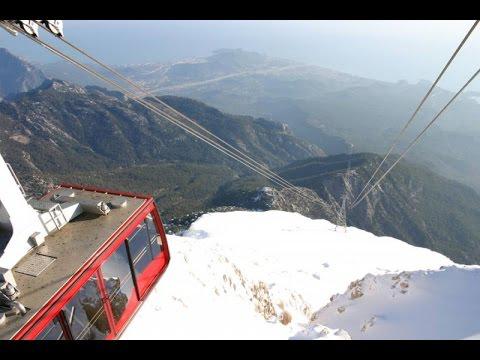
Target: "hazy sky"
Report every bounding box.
[1,20,479,91]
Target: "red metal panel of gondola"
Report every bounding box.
[8,184,170,340]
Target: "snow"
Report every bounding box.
[304,265,480,340]
[120,210,480,340]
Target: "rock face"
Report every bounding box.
[233,186,338,222]
[0,48,46,98]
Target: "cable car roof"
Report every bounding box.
[0,185,149,340]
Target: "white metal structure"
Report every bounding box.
[0,20,64,38]
[15,21,39,37]
[0,154,48,283]
[0,153,112,286]
[0,21,18,36]
[37,20,64,37]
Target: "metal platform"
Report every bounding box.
[14,253,56,277]
[0,186,146,340]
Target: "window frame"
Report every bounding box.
[61,271,114,340]
[34,315,66,340]
[99,240,140,331]
[127,221,155,276]
[128,211,168,299]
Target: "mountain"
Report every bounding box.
[42,49,480,194]
[0,48,46,98]
[0,78,325,217]
[121,210,479,340]
[210,153,480,265]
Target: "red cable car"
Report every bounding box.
[0,183,170,340]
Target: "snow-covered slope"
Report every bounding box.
[120,210,480,340]
[303,265,480,340]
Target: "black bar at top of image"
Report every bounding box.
[0,1,475,20]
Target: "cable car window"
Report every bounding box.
[127,222,153,275]
[35,317,65,340]
[145,213,163,258]
[62,275,111,340]
[101,243,136,323]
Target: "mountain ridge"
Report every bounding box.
[0,48,46,99]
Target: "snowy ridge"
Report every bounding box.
[120,210,479,340]
[304,265,480,339]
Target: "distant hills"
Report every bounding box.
[0,48,46,98]
[40,48,371,92]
